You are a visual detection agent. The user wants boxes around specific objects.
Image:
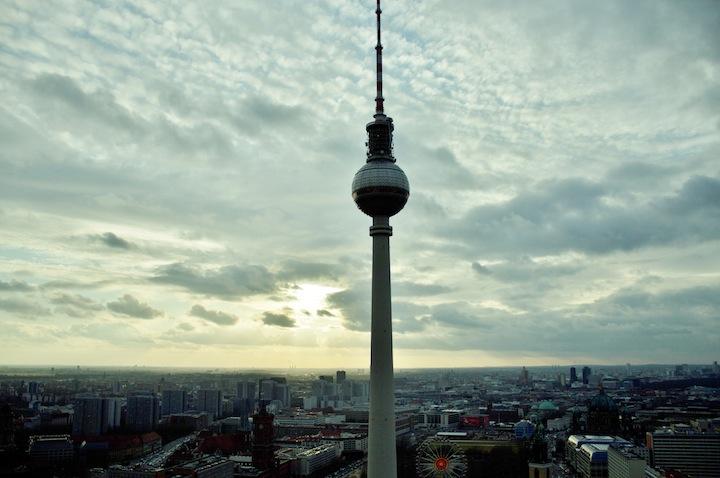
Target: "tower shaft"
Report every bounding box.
[368,215,396,477]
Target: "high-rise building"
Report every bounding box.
[236,381,256,400]
[273,382,290,407]
[72,396,105,436]
[351,2,409,476]
[197,389,222,421]
[582,366,592,385]
[570,367,578,383]
[258,378,290,408]
[647,426,720,478]
[608,445,647,478]
[126,394,160,432]
[104,397,121,431]
[162,390,187,416]
[336,370,346,384]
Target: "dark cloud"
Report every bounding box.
[151,263,277,299]
[0,298,50,317]
[277,260,344,282]
[446,175,720,257]
[107,294,162,319]
[327,286,370,331]
[51,293,104,318]
[177,322,195,331]
[91,232,133,249]
[29,73,140,133]
[40,279,117,290]
[316,309,334,317]
[393,281,451,296]
[471,262,492,275]
[389,283,720,364]
[328,284,435,333]
[471,257,583,283]
[430,302,499,329]
[189,304,238,326]
[261,312,296,328]
[0,280,34,292]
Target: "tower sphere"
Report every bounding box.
[352,159,409,217]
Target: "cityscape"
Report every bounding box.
[1,0,719,477]
[0,363,719,477]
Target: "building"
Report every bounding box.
[336,371,346,384]
[162,390,187,416]
[578,443,610,478]
[571,367,578,383]
[583,367,592,385]
[197,389,222,420]
[528,462,552,478]
[515,420,535,440]
[587,389,619,435]
[647,426,720,478]
[127,394,160,432]
[171,456,234,478]
[237,381,257,401]
[28,435,74,467]
[252,404,275,470]
[73,396,119,436]
[608,445,646,478]
[566,435,632,477]
[292,443,342,476]
[107,464,164,478]
[168,412,209,431]
[258,379,290,409]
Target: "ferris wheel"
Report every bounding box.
[415,437,468,478]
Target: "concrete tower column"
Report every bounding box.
[368,215,396,477]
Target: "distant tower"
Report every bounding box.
[582,366,591,385]
[351,1,409,476]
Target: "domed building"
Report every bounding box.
[514,419,535,440]
[586,388,619,435]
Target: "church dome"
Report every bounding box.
[538,400,559,412]
[589,389,617,412]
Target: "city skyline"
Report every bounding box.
[1,0,719,368]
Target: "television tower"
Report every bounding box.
[351,1,409,476]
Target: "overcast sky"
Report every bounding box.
[1,0,718,368]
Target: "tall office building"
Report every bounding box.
[197,389,222,420]
[608,445,646,478]
[259,378,290,408]
[236,381,257,401]
[162,390,187,416]
[570,367,578,383]
[126,394,160,432]
[273,382,290,407]
[647,426,720,478]
[105,397,121,431]
[582,366,592,385]
[72,396,105,436]
[350,2,409,475]
[336,370,346,384]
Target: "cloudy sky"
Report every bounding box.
[1,0,718,368]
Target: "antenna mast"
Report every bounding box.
[375,0,384,115]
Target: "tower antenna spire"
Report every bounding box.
[375,0,384,115]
